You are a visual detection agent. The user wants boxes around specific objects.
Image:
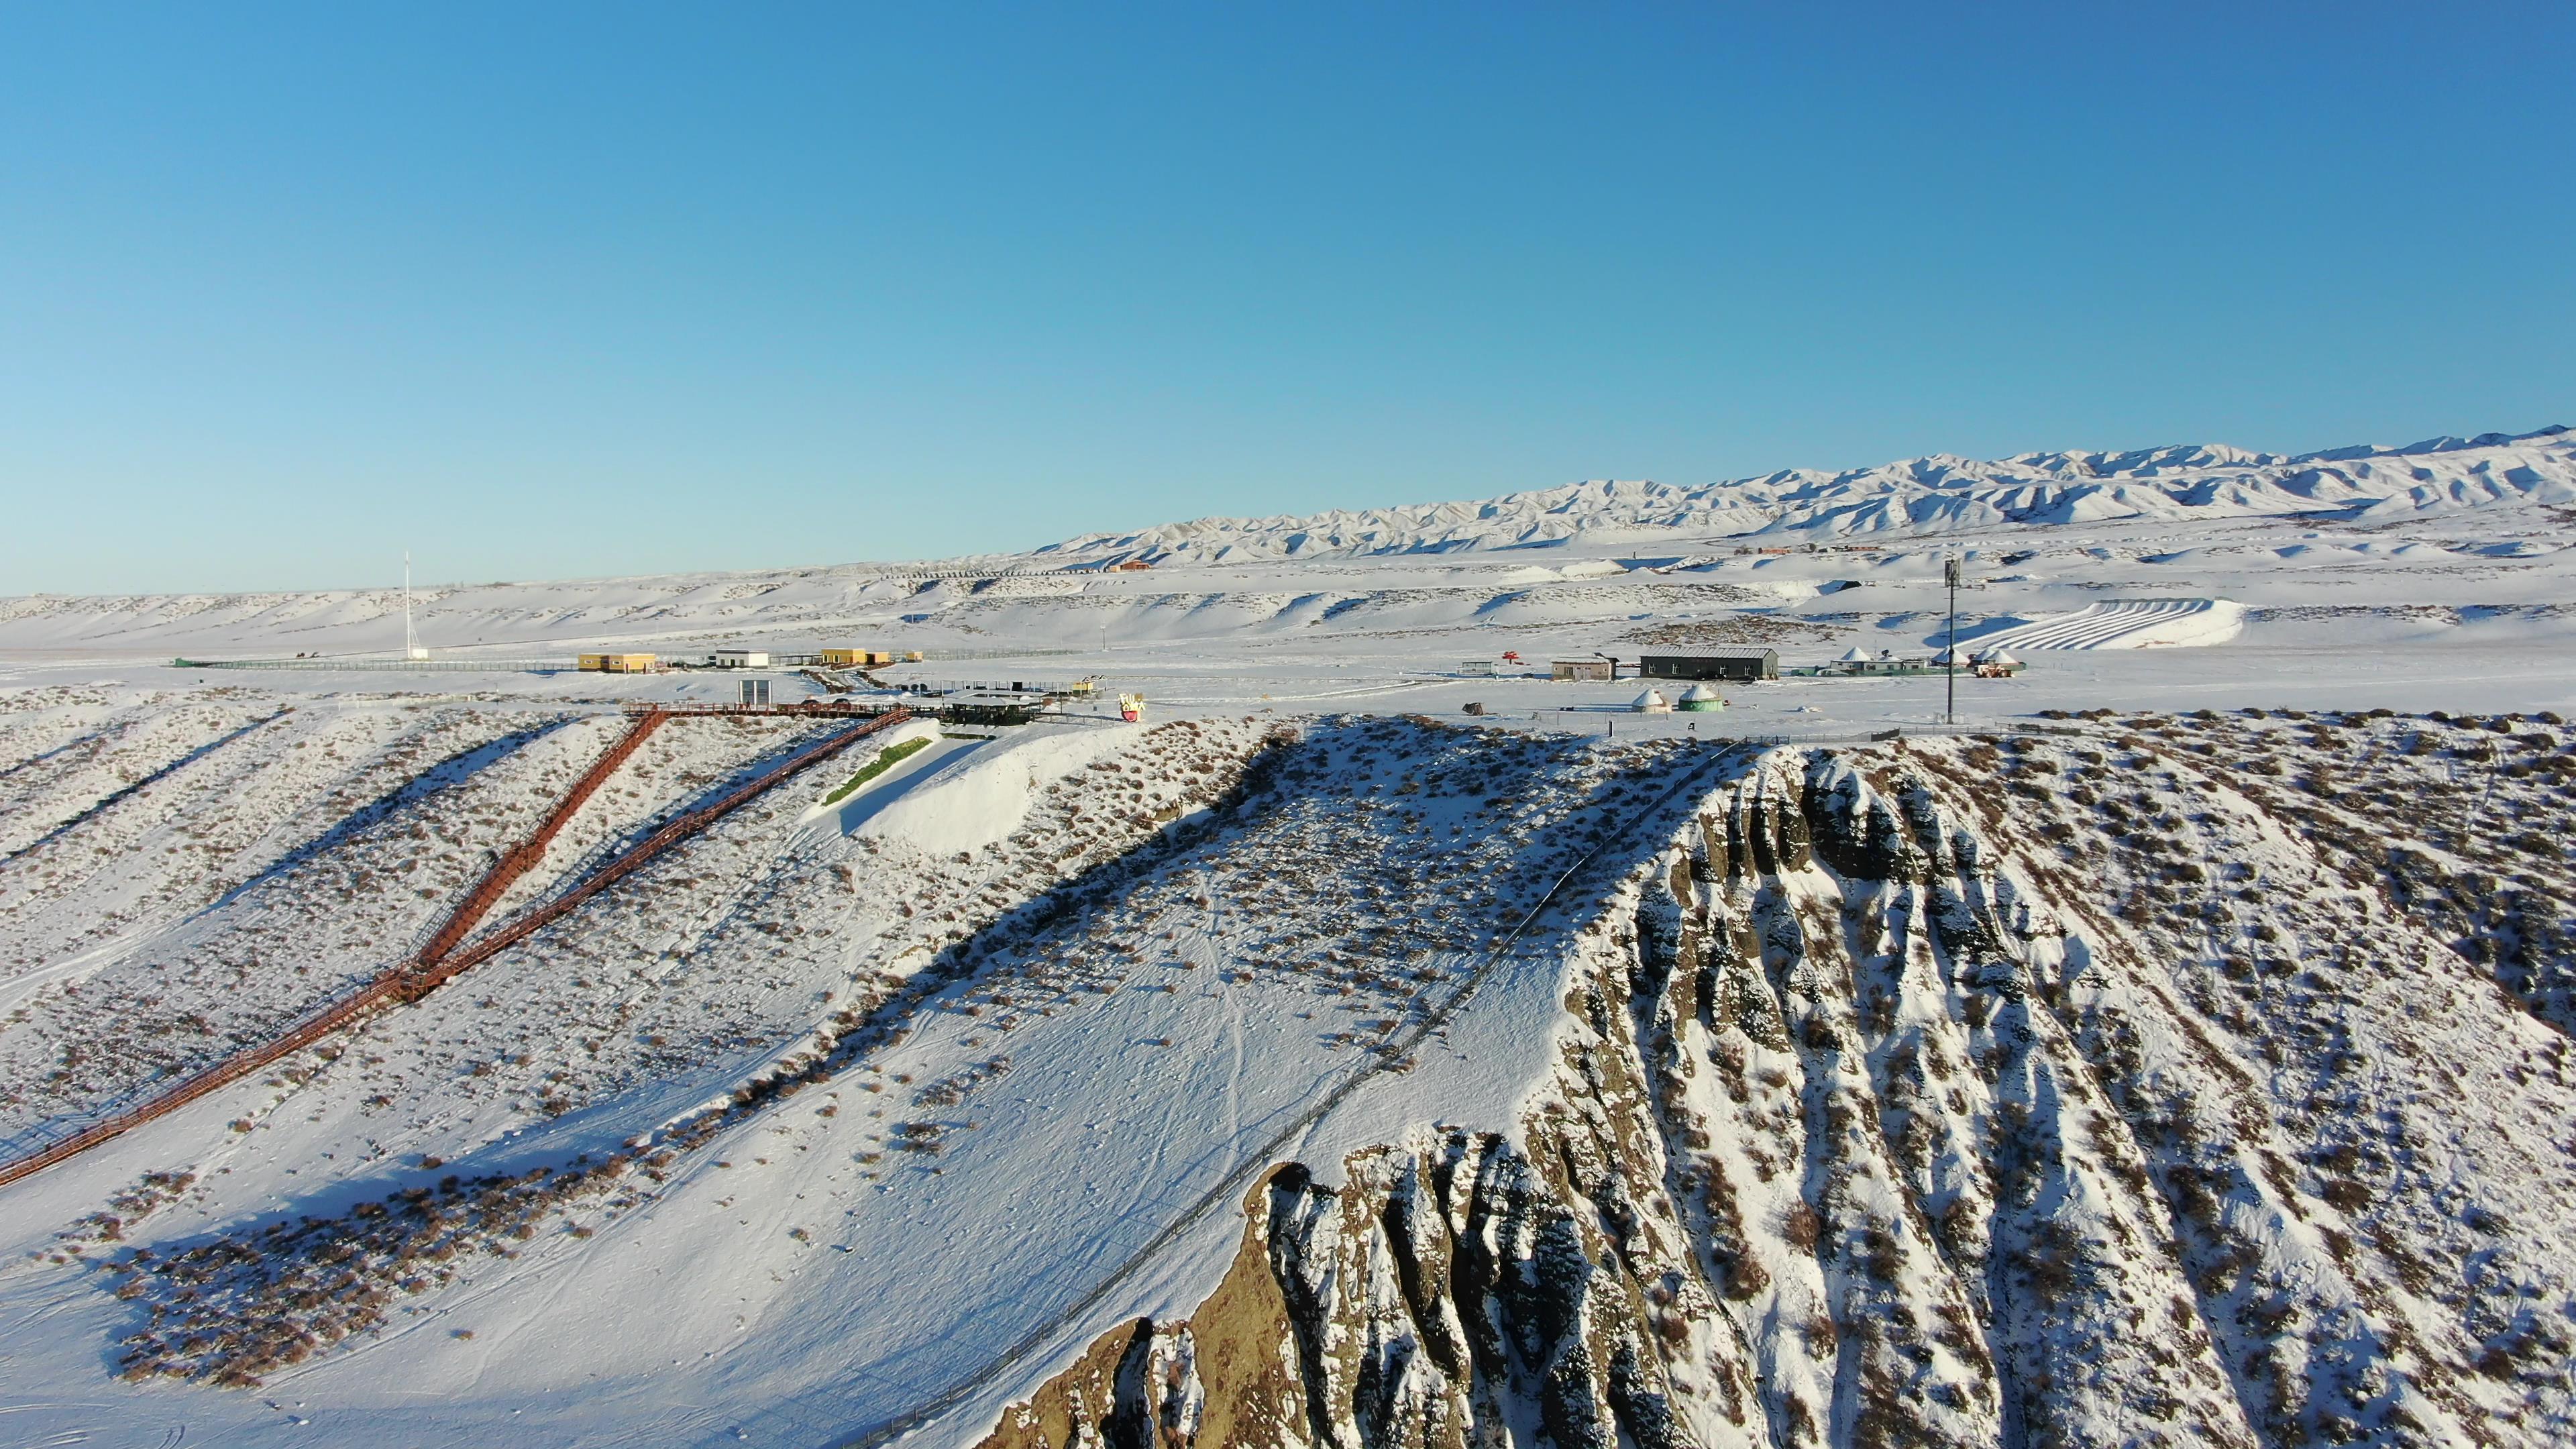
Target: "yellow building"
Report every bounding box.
[818,648,896,668]
[578,653,658,673]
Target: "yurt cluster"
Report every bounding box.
[1629,682,1726,714]
[1813,645,2024,679]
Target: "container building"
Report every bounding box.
[1638,650,1778,682]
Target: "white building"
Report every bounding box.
[711,649,771,669]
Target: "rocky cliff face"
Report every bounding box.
[976,712,2575,1449]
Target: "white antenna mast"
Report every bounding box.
[403,551,427,659]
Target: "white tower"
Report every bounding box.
[403,552,428,659]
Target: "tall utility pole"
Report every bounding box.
[402,552,427,660]
[1943,556,1961,724]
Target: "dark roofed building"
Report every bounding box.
[1639,650,1778,682]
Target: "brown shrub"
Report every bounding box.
[1782,1201,1823,1251]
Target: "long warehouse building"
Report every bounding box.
[1638,649,1778,682]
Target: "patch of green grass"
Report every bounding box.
[821,737,933,806]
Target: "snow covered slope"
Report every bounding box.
[978,717,2576,1449]
[1969,598,2247,651]
[2,421,2574,1449]
[3,699,2569,1449]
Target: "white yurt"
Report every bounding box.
[1630,688,1672,714]
[1678,683,1725,712]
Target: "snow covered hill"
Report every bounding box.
[978,717,2576,1448]
[1031,425,2576,564]
[2,423,2574,1449]
[10,698,2567,1447]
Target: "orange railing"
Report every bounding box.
[409,710,668,969]
[0,708,910,1191]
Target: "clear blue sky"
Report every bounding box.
[4,3,2570,594]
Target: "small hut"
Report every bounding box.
[1630,688,1672,714]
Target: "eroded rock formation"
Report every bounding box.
[979,718,2575,1449]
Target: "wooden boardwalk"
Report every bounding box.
[0,708,913,1191]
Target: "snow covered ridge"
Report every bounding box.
[0,696,2571,1446]
[1029,425,2576,562]
[981,712,2576,1448]
[0,703,1756,1442]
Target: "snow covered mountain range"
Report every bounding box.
[1029,425,2576,565]
[0,427,2569,666]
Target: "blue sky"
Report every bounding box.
[3,3,2570,594]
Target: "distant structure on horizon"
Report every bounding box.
[402,553,429,661]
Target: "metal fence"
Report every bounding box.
[173,644,1080,674]
[176,656,579,672]
[912,646,1082,661]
